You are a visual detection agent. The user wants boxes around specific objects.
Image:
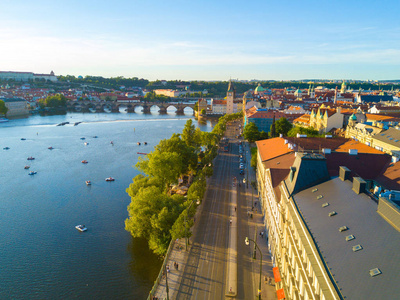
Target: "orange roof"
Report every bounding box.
[335,140,385,154]
[256,137,294,162]
[294,114,310,123]
[365,114,396,121]
[212,99,226,105]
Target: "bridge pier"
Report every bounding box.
[142,105,151,114]
[159,107,168,114]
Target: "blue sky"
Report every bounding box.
[0,0,399,81]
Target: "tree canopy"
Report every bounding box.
[125,186,186,255]
[0,100,8,115]
[270,115,276,138]
[243,122,261,143]
[125,112,243,256]
[38,94,67,108]
[287,126,321,137]
[275,117,293,137]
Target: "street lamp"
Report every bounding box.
[245,237,262,300]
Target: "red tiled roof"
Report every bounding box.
[294,114,310,124]
[212,100,226,105]
[335,140,385,154]
[376,161,400,190]
[366,114,399,122]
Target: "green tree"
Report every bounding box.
[156,133,198,173]
[39,94,68,108]
[259,131,269,140]
[287,126,321,137]
[136,150,184,190]
[125,186,186,255]
[270,115,276,138]
[243,122,260,143]
[0,100,8,116]
[200,108,206,115]
[250,147,258,171]
[181,119,197,148]
[275,117,293,137]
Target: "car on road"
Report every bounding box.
[240,169,244,175]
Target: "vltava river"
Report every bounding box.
[0,110,213,299]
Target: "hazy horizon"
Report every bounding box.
[1,0,399,81]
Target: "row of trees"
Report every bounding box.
[143,91,170,102]
[58,75,149,88]
[125,112,243,256]
[37,94,68,109]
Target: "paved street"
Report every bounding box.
[154,121,277,300]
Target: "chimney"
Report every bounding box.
[339,166,351,181]
[352,177,366,194]
[348,149,358,155]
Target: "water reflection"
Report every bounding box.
[127,237,162,296]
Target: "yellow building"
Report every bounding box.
[309,106,344,133]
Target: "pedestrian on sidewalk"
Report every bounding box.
[234,206,236,212]
[261,231,264,238]
[176,263,179,270]
[230,219,232,225]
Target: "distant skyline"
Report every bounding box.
[1,0,399,81]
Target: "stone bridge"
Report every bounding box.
[66,100,196,114]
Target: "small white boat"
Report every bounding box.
[84,142,89,146]
[28,171,37,175]
[24,165,30,169]
[27,156,35,160]
[85,180,91,185]
[0,117,9,123]
[75,225,87,232]
[81,160,88,164]
[105,177,115,182]
[48,146,53,150]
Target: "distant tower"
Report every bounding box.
[310,85,315,98]
[226,79,235,114]
[334,86,338,104]
[340,80,347,93]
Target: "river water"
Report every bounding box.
[0,109,213,299]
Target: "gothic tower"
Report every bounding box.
[226,79,235,114]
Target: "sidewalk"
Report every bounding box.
[243,141,277,300]
[152,174,213,300]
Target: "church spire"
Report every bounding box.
[227,79,235,93]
